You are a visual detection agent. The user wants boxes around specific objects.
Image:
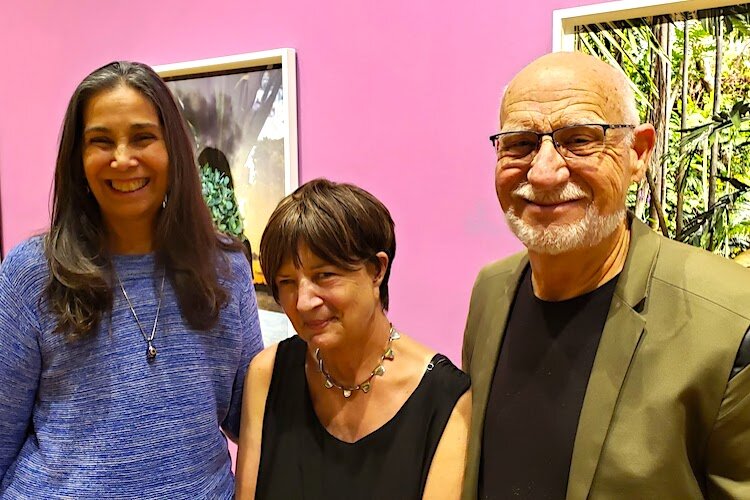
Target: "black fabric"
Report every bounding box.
[731,325,750,379]
[479,267,619,500]
[256,336,470,500]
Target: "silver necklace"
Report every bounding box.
[115,269,166,362]
[315,325,400,398]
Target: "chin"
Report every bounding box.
[505,205,625,255]
[304,333,341,354]
[297,323,337,347]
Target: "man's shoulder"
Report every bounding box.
[651,235,750,317]
[473,251,527,289]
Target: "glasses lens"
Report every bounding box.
[554,125,605,158]
[496,132,539,159]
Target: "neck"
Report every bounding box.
[313,312,392,387]
[105,218,155,254]
[528,219,630,301]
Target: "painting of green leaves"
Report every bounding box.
[164,66,287,312]
[576,3,750,263]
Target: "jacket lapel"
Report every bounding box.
[566,218,661,499]
[464,255,528,499]
[471,256,528,418]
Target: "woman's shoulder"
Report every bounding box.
[218,245,253,286]
[271,336,306,364]
[429,354,470,386]
[1,235,49,288]
[249,342,280,377]
[400,334,469,388]
[408,354,469,429]
[250,337,304,395]
[250,337,306,375]
[399,335,469,401]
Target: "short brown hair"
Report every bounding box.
[260,178,396,310]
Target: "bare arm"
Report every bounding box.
[235,343,277,500]
[422,390,473,500]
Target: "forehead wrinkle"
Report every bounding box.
[501,103,609,131]
[500,88,610,130]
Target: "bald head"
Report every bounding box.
[500,52,638,128]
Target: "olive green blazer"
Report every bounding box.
[462,218,750,499]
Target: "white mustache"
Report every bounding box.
[512,182,589,204]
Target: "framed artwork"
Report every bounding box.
[553,1,750,261]
[155,49,298,345]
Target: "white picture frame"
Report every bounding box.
[553,0,743,51]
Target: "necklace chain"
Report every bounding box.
[115,269,166,362]
[314,325,400,398]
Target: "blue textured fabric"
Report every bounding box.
[0,236,263,499]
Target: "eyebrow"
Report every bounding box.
[130,122,160,130]
[310,263,338,271]
[83,122,160,134]
[83,125,109,134]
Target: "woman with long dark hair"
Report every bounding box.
[0,61,263,498]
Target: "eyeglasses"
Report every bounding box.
[489,124,635,161]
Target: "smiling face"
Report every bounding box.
[82,84,169,236]
[495,52,653,254]
[275,244,387,351]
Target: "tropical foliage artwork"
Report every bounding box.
[575,4,750,260]
[200,166,244,239]
[165,67,287,312]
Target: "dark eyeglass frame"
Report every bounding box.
[489,123,635,160]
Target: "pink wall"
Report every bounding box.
[0,0,615,362]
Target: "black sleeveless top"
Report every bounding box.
[256,336,470,500]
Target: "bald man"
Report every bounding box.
[462,52,750,499]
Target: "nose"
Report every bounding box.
[110,143,139,170]
[296,280,323,312]
[526,137,569,189]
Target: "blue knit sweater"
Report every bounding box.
[0,237,263,499]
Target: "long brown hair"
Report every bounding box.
[45,61,241,338]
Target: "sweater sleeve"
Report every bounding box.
[221,262,263,442]
[0,271,41,481]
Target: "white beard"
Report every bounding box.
[504,182,625,255]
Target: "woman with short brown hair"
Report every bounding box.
[236,178,471,499]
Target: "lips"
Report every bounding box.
[527,197,583,206]
[304,319,331,332]
[109,178,149,193]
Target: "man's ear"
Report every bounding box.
[372,251,389,287]
[629,124,656,183]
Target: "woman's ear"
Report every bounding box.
[372,251,389,287]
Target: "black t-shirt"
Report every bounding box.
[480,266,619,500]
